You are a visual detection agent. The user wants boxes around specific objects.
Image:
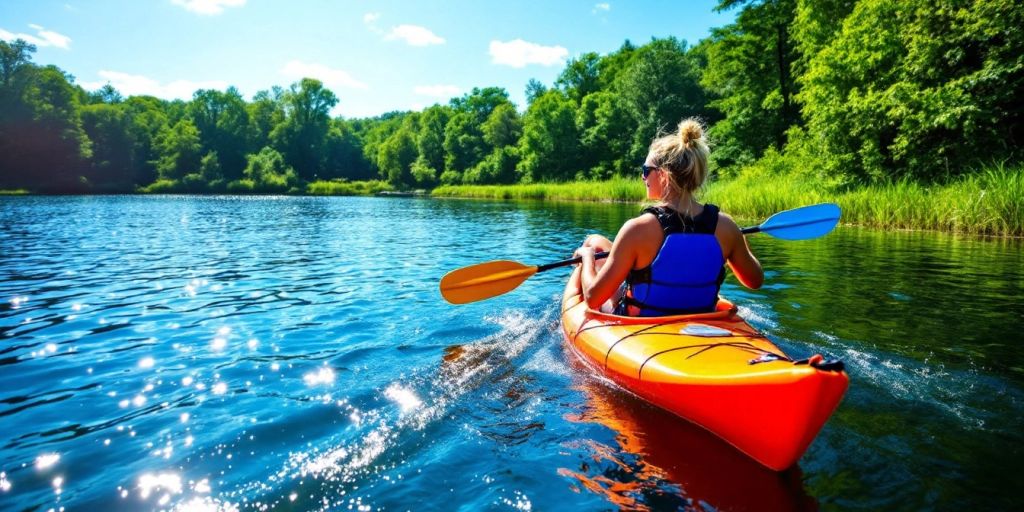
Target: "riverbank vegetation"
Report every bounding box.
[1,0,1021,233]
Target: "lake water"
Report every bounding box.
[1,195,1022,511]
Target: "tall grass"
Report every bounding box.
[306,180,393,195]
[433,164,1024,236]
[432,177,644,202]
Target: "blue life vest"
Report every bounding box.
[620,204,726,316]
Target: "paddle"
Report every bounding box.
[440,202,841,305]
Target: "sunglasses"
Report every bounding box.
[641,164,659,179]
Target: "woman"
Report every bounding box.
[570,118,763,316]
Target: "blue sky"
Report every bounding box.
[1,0,736,118]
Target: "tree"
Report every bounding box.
[188,87,251,180]
[417,105,450,173]
[324,120,372,180]
[248,87,284,153]
[796,0,1024,181]
[556,52,602,104]
[154,118,202,181]
[482,103,523,149]
[271,78,338,180]
[616,38,711,166]
[80,102,136,189]
[577,91,632,179]
[378,120,419,187]
[701,0,802,170]
[243,146,298,192]
[518,90,580,182]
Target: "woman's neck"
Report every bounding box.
[662,192,699,216]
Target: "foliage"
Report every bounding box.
[2,1,1023,236]
[306,179,394,195]
[241,146,299,193]
[796,0,1024,182]
[701,0,801,171]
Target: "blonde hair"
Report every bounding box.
[648,118,709,198]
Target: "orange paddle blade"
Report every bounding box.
[439,260,539,304]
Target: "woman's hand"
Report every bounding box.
[573,245,595,261]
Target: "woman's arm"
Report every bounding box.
[577,220,644,309]
[719,214,764,289]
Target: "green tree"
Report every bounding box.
[248,87,284,153]
[701,0,801,170]
[188,87,251,180]
[556,52,602,105]
[577,91,632,179]
[154,118,202,180]
[243,146,299,192]
[482,103,523,149]
[123,95,170,187]
[271,78,338,181]
[797,0,1024,181]
[378,117,419,187]
[518,90,580,182]
[324,120,372,180]
[80,102,136,189]
[616,37,710,166]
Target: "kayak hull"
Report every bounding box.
[560,292,848,471]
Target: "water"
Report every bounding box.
[1,195,1022,511]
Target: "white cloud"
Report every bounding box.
[280,60,368,90]
[79,71,228,100]
[593,3,611,13]
[0,24,71,49]
[413,85,462,98]
[489,39,568,68]
[171,0,246,15]
[363,12,380,24]
[385,25,445,46]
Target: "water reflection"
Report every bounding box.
[562,355,817,511]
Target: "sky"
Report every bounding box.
[0,0,736,118]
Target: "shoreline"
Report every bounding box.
[5,168,1021,237]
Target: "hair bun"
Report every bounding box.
[678,119,704,147]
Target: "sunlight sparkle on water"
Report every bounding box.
[303,367,335,386]
[35,453,59,470]
[384,384,423,413]
[137,472,182,500]
[212,382,228,395]
[1,472,11,492]
[211,338,227,351]
[182,376,194,386]
[139,357,155,369]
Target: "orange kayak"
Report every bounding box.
[561,288,848,471]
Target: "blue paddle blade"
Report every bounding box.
[759,203,841,240]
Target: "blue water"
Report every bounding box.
[1,195,1022,511]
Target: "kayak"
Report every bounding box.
[560,286,849,471]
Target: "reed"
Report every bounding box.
[306,180,393,196]
[432,177,645,202]
[432,164,1024,236]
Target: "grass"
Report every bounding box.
[432,164,1024,236]
[306,180,393,196]
[0,189,30,195]
[432,177,644,202]
[138,179,393,196]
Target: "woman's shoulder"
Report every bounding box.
[618,211,663,239]
[712,209,744,243]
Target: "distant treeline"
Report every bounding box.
[0,0,1020,194]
